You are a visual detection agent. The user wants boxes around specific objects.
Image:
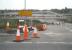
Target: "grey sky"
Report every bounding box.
[0,0,72,10]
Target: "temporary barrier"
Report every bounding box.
[32,26,40,38]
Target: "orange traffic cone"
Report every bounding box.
[15,21,21,42]
[32,26,40,38]
[23,24,29,40]
[16,28,21,42]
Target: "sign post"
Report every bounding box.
[18,10,32,25]
[18,10,32,17]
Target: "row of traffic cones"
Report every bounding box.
[15,24,40,42]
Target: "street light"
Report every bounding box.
[24,0,26,9]
[24,0,26,24]
[24,0,32,26]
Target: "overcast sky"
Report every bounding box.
[0,0,72,10]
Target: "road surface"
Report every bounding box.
[0,23,72,50]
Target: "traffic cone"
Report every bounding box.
[16,28,21,42]
[23,24,29,40]
[32,26,40,38]
[15,21,21,42]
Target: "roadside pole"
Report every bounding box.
[24,0,26,24]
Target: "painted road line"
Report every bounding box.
[36,42,72,44]
[5,41,32,44]
[21,42,33,43]
[4,41,72,44]
[0,34,15,36]
[5,41,17,43]
[0,33,23,36]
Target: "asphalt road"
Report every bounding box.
[0,23,72,50]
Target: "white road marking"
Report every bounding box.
[21,42,33,43]
[0,33,23,36]
[36,42,71,44]
[5,41,17,43]
[36,42,72,44]
[4,41,72,44]
[5,41,32,43]
[0,34,15,36]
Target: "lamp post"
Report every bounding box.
[25,0,26,9]
[24,0,32,26]
[24,0,26,24]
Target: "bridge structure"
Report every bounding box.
[0,10,67,28]
[0,10,64,19]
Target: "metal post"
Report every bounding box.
[24,0,26,24]
[25,0,26,9]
